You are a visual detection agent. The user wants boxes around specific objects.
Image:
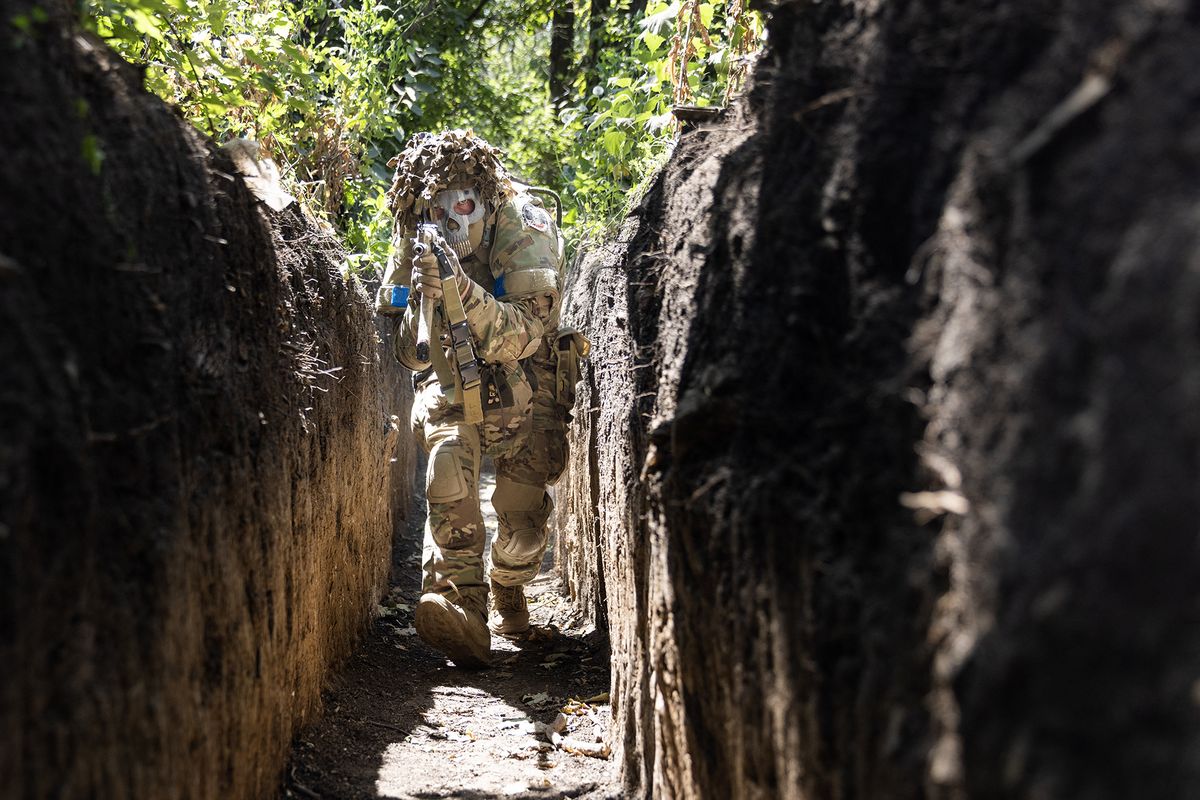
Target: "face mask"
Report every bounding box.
[433,187,486,258]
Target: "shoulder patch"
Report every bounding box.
[521,201,551,233]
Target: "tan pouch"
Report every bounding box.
[553,328,591,411]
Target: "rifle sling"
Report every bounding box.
[428,312,455,394]
[435,251,483,425]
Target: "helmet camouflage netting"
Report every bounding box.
[386,129,516,235]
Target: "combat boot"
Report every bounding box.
[414,589,491,668]
[489,580,530,635]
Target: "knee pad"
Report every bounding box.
[427,438,470,504]
[494,527,546,562]
[491,476,547,514]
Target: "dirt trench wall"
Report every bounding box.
[556,0,1200,798]
[0,11,413,800]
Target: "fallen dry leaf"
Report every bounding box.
[522,692,559,710]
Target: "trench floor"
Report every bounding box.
[281,462,618,799]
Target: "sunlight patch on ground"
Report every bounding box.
[377,461,606,798]
[374,686,576,798]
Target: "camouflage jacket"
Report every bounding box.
[389,190,564,390]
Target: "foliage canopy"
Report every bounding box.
[78,0,764,270]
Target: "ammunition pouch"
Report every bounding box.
[479,361,533,457]
[410,358,532,459]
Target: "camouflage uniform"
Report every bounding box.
[489,342,569,587]
[389,191,571,628]
[379,131,588,664]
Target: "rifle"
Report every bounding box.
[411,217,439,362]
[410,220,483,422]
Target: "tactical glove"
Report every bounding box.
[411,232,469,301]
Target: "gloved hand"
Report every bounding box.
[411,229,466,301]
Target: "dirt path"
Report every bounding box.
[281,461,617,799]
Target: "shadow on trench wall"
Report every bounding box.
[0,8,413,799]
[556,0,1200,798]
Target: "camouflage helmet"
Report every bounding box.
[386,129,516,235]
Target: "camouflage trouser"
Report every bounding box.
[415,422,568,595]
[416,413,488,597]
[490,417,568,587]
[414,375,565,597]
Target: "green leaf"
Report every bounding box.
[127,9,166,41]
[254,72,281,95]
[207,4,226,35]
[184,47,204,70]
[197,95,229,115]
[601,129,626,158]
[641,31,665,54]
[218,60,245,81]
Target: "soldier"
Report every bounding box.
[376,130,587,668]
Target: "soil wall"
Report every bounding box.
[556,0,1200,797]
[0,9,413,799]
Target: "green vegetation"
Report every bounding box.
[81,0,764,269]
